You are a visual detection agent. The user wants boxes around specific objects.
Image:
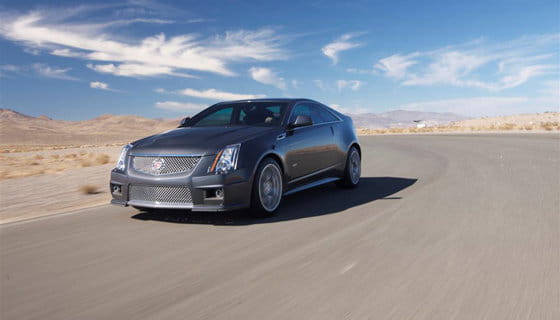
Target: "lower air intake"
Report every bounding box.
[129,185,192,204]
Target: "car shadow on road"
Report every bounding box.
[131,177,417,225]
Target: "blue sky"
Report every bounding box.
[0,0,558,120]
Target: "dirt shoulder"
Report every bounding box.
[0,146,121,224]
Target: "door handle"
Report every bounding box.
[330,126,334,135]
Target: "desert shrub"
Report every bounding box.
[388,127,405,134]
[79,184,100,195]
[540,122,559,131]
[95,154,111,165]
[80,159,93,167]
[499,123,516,130]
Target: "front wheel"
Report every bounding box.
[250,158,283,217]
[337,146,361,188]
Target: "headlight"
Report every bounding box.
[209,144,240,175]
[115,144,133,171]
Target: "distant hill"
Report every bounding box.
[349,110,468,129]
[0,108,482,145]
[0,109,180,145]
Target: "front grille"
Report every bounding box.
[129,185,192,204]
[131,155,200,175]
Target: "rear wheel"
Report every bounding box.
[337,146,360,188]
[250,158,283,217]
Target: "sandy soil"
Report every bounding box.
[1,163,113,224]
[0,146,121,180]
[0,146,121,224]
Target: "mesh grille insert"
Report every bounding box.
[129,185,192,204]
[131,156,200,175]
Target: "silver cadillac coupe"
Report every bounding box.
[110,99,361,216]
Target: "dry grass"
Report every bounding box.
[79,184,101,195]
[540,121,559,131]
[79,159,93,167]
[95,153,111,165]
[0,152,113,180]
[0,143,123,154]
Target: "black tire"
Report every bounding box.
[250,158,283,217]
[337,146,361,188]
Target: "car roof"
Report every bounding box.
[214,98,318,105]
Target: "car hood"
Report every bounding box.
[130,126,278,156]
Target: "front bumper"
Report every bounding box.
[110,155,253,212]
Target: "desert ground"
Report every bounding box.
[357,112,560,134]
[0,110,558,223]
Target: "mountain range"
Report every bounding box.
[0,108,467,145]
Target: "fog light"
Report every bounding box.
[111,184,122,194]
[215,188,224,199]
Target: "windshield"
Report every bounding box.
[188,102,288,127]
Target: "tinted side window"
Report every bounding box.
[314,105,339,122]
[240,105,283,126]
[289,104,313,123]
[292,103,333,124]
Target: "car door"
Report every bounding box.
[283,103,335,181]
[314,104,346,167]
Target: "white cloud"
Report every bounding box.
[314,79,326,90]
[0,9,288,78]
[400,51,491,87]
[32,63,77,80]
[539,80,560,97]
[87,63,194,78]
[155,101,206,112]
[322,33,363,65]
[535,80,560,108]
[186,18,212,24]
[337,80,363,91]
[178,88,265,100]
[0,64,20,72]
[90,81,109,90]
[0,64,20,77]
[291,79,301,89]
[461,64,556,91]
[397,96,532,117]
[346,67,378,75]
[374,53,418,79]
[375,34,559,91]
[330,104,369,114]
[51,48,84,58]
[249,67,286,90]
[24,47,40,55]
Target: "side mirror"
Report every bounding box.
[179,117,191,127]
[288,115,313,129]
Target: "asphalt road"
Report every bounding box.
[1,134,559,320]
